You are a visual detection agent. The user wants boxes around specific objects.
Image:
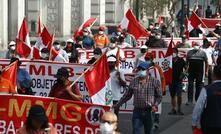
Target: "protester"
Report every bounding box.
[145,53,165,130]
[16,105,57,134]
[49,67,82,101]
[40,48,49,60]
[202,38,214,85]
[98,111,121,134]
[64,38,79,63]
[134,45,148,68]
[192,65,221,134]
[0,68,16,94]
[106,37,125,61]
[213,23,221,36]
[176,4,188,28]
[114,62,162,134]
[74,36,83,49]
[205,6,212,18]
[53,41,69,63]
[87,47,102,64]
[189,27,203,37]
[175,35,191,48]
[117,34,133,48]
[122,29,136,47]
[168,48,186,115]
[107,55,126,117]
[145,30,167,48]
[112,27,123,39]
[94,26,109,49]
[186,42,208,105]
[146,23,154,31]
[10,58,33,95]
[161,25,171,38]
[5,41,17,59]
[82,27,95,49]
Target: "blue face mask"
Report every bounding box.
[137,70,147,78]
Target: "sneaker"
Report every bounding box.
[177,111,184,115]
[168,109,177,115]
[153,123,159,130]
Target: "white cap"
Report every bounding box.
[107,56,116,62]
[66,38,74,43]
[216,23,221,26]
[140,45,148,49]
[9,41,16,46]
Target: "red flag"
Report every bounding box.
[184,16,190,39]
[120,9,150,39]
[189,11,202,28]
[157,15,164,26]
[73,18,97,40]
[163,38,173,85]
[16,18,31,58]
[38,15,41,36]
[2,61,18,93]
[84,54,111,105]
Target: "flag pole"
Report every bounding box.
[68,51,106,88]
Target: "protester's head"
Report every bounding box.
[193,42,201,50]
[116,27,122,36]
[10,57,21,67]
[109,37,118,49]
[213,65,221,80]
[155,32,161,40]
[107,55,117,71]
[161,25,167,31]
[149,23,154,30]
[181,35,187,43]
[144,52,154,66]
[207,5,210,9]
[60,41,67,50]
[100,111,118,134]
[118,34,125,43]
[76,36,83,45]
[137,62,149,78]
[53,41,61,51]
[172,48,179,58]
[40,48,49,60]
[26,105,49,132]
[93,48,102,59]
[140,45,148,54]
[66,38,74,49]
[8,41,16,51]
[54,67,69,83]
[203,38,211,48]
[122,29,128,36]
[99,26,106,35]
[83,28,90,36]
[215,23,221,29]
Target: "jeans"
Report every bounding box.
[132,108,153,134]
[187,72,204,102]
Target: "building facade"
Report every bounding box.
[0,0,130,50]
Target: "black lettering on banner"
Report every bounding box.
[82,95,92,103]
[120,61,134,69]
[31,78,56,89]
[76,81,88,92]
[39,92,48,97]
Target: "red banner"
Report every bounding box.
[0,94,110,134]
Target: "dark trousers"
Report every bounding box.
[187,72,204,102]
[202,127,221,134]
[207,66,213,85]
[113,100,119,117]
[132,107,153,134]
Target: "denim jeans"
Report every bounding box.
[132,108,153,134]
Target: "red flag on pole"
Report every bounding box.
[16,18,31,58]
[38,15,41,36]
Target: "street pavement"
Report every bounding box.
[118,91,195,134]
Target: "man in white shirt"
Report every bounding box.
[53,41,69,63]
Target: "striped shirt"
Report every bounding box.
[118,76,162,108]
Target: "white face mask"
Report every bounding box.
[10,46,16,50]
[149,25,154,29]
[41,53,48,59]
[109,43,116,49]
[54,45,60,51]
[100,122,113,134]
[156,35,161,39]
[194,45,200,50]
[83,32,88,36]
[172,53,177,58]
[137,70,147,78]
[117,32,121,36]
[94,54,100,59]
[155,26,159,29]
[99,31,104,35]
[61,45,66,50]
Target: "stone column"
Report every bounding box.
[81,0,91,23]
[99,0,105,25]
[8,0,25,41]
[0,0,8,50]
[61,0,71,37]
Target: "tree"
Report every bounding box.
[210,0,221,14]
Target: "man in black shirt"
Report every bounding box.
[169,48,186,115]
[186,42,208,105]
[87,48,102,64]
[205,6,212,18]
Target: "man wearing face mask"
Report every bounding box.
[82,28,95,49]
[186,42,208,105]
[53,41,69,63]
[134,45,148,68]
[106,37,125,62]
[64,38,79,63]
[146,30,167,48]
[94,26,109,49]
[122,29,136,47]
[114,62,162,134]
[107,55,126,117]
[98,111,121,134]
[87,48,102,64]
[40,48,49,60]
[5,41,17,59]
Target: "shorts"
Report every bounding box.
[169,82,182,97]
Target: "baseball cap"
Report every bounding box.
[138,62,149,70]
[54,67,69,78]
[107,56,117,62]
[140,45,148,49]
[9,41,16,46]
[28,105,48,122]
[66,38,74,43]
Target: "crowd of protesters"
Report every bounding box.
[1,16,221,134]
